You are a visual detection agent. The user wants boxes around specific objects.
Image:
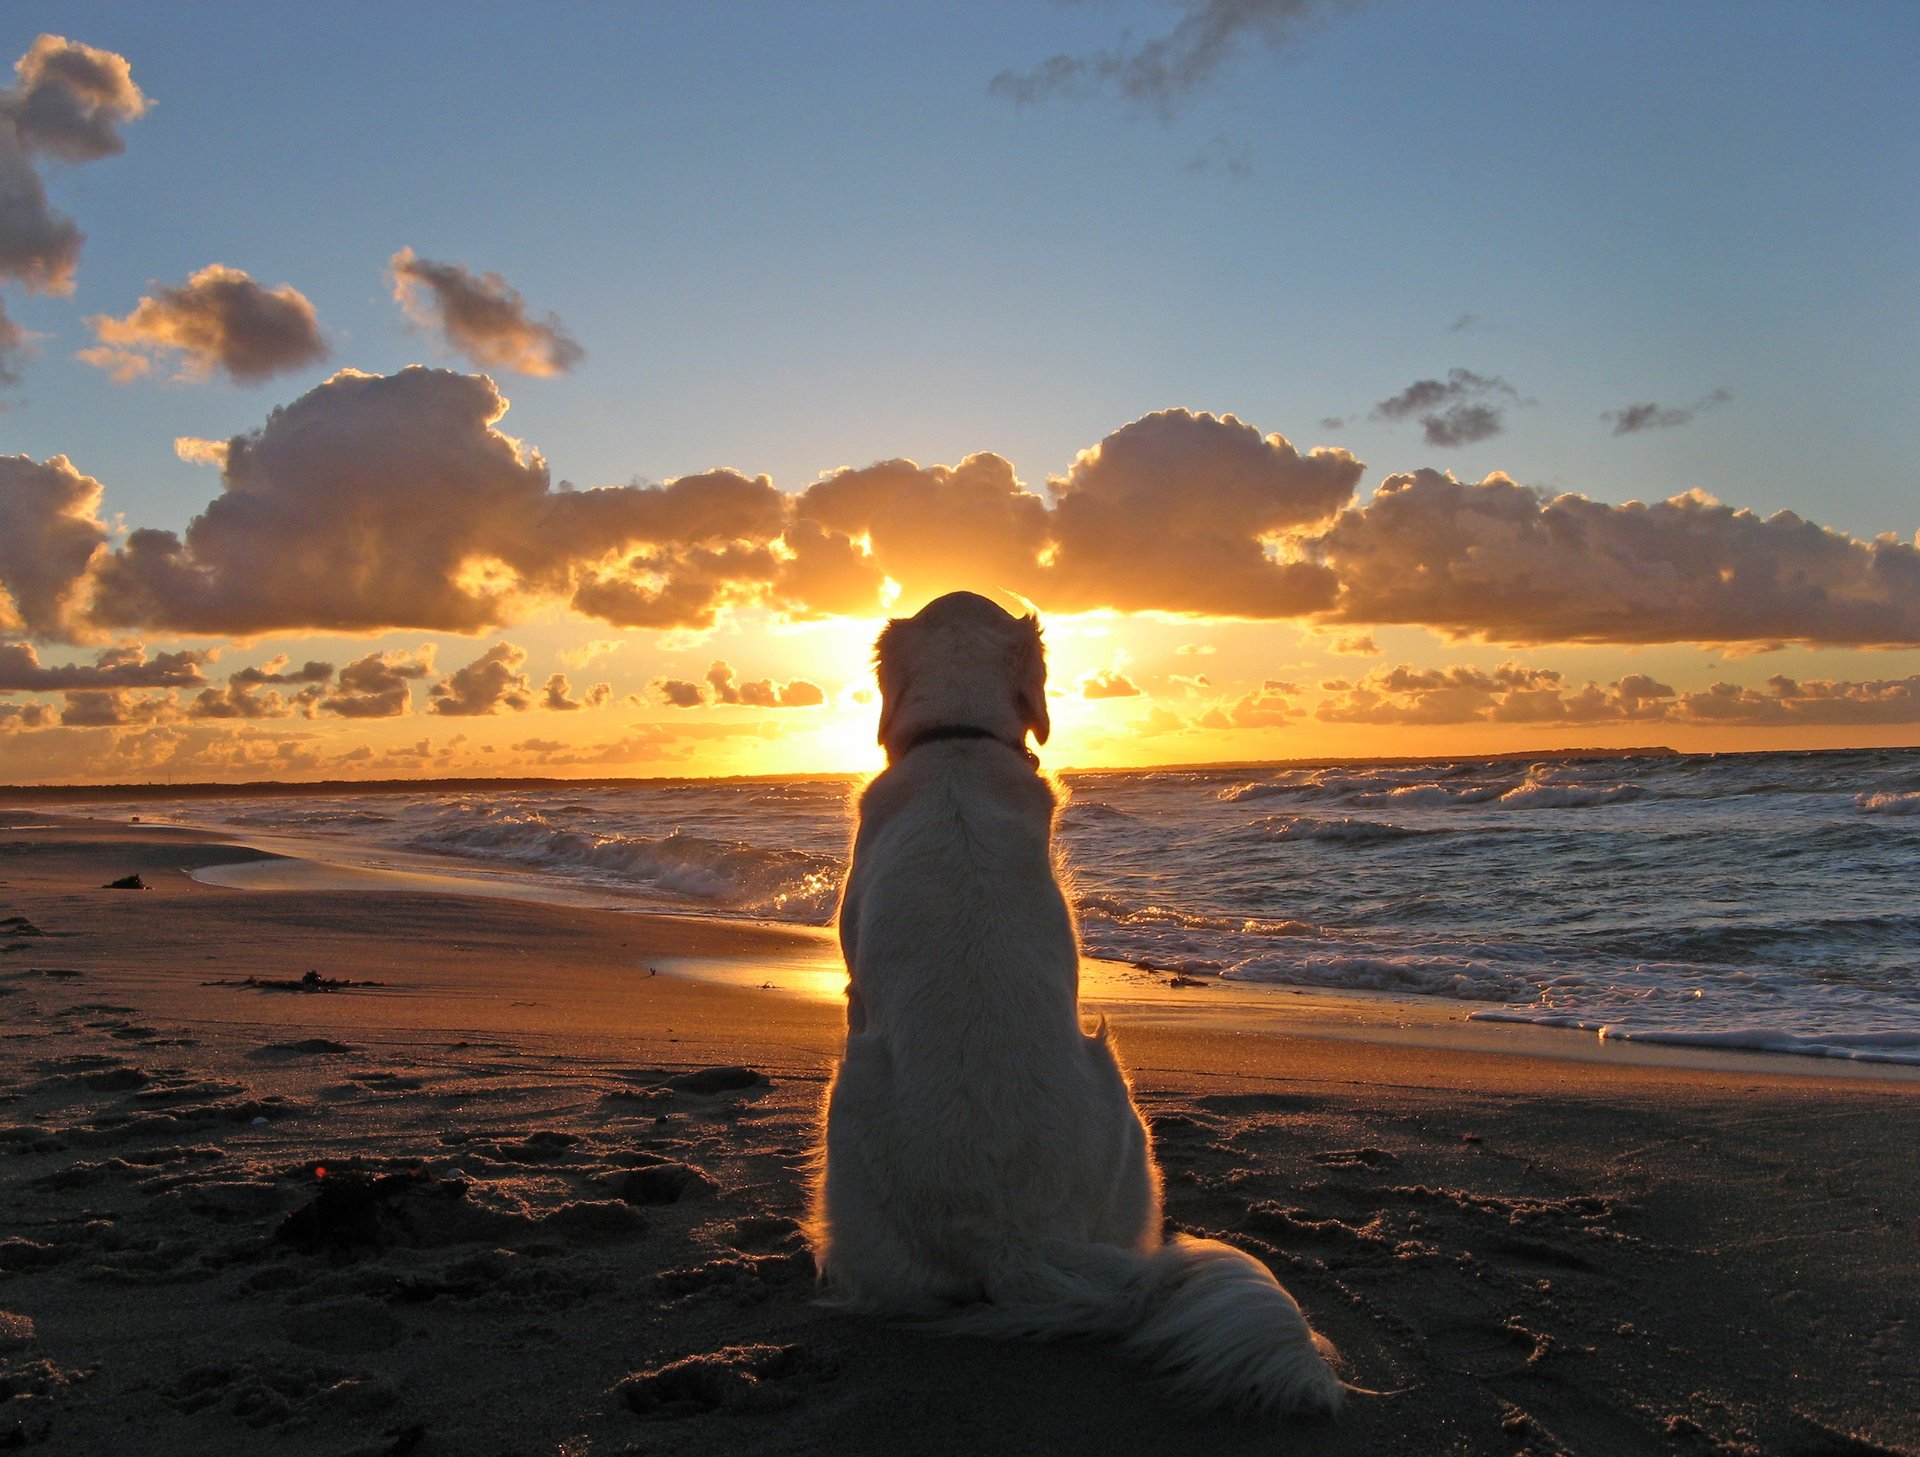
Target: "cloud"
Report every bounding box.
[429,641,533,716]
[0,36,147,297]
[1227,679,1302,727]
[0,640,209,692]
[1316,662,1593,725]
[0,298,32,387]
[1318,470,1920,648]
[173,436,229,467]
[541,671,609,710]
[1317,630,1377,655]
[789,453,1044,613]
[3,35,147,162]
[389,248,583,377]
[560,638,623,668]
[231,655,333,688]
[0,700,53,731]
[81,265,327,385]
[1081,669,1142,699]
[59,688,174,727]
[87,367,789,637]
[1041,409,1359,616]
[318,647,433,718]
[1372,369,1518,448]
[0,454,110,637]
[650,677,706,709]
[989,0,1357,118]
[1603,389,1733,437]
[1307,659,1920,729]
[651,661,824,709]
[705,660,825,708]
[1672,674,1920,727]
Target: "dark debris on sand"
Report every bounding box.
[203,971,387,993]
[101,874,149,890]
[276,1168,470,1254]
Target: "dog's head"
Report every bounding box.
[873,591,1049,760]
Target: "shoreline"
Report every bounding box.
[27,807,1916,1084]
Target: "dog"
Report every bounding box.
[811,591,1343,1416]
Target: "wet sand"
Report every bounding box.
[1,815,1914,1455]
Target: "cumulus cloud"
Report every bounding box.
[1041,410,1358,616]
[1226,679,1302,727]
[318,647,432,719]
[791,453,1045,612]
[540,671,609,710]
[651,661,824,709]
[389,248,583,376]
[59,687,174,727]
[0,36,147,297]
[650,677,705,709]
[1603,389,1733,437]
[81,265,327,384]
[0,700,54,731]
[1672,674,1920,727]
[429,641,534,716]
[1372,369,1519,448]
[0,640,208,692]
[705,660,825,708]
[989,0,1357,118]
[185,656,334,721]
[1306,660,1920,729]
[1081,669,1142,699]
[1317,469,1920,648]
[87,367,789,637]
[0,454,109,638]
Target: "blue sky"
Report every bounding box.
[3,3,1919,780]
[11,1,1916,533]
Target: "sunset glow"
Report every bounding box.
[3,7,1917,784]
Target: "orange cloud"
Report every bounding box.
[1042,410,1357,615]
[0,455,109,638]
[429,642,534,716]
[1081,668,1142,699]
[651,661,825,708]
[390,247,582,376]
[319,647,433,719]
[82,264,327,384]
[0,640,208,691]
[86,368,788,637]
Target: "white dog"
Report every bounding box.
[812,591,1342,1416]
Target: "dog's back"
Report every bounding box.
[813,593,1343,1416]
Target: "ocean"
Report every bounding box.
[88,746,1920,1066]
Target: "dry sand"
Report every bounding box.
[0,814,1914,1456]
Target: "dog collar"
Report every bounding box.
[899,724,1039,768]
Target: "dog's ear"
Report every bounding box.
[1014,614,1049,745]
[874,616,910,746]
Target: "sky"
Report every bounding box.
[2,1,1919,784]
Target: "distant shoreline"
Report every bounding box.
[0,743,1714,800]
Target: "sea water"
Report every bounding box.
[98,747,1920,1065]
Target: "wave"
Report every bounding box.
[1252,815,1429,845]
[1470,1009,1920,1066]
[1226,953,1528,1001]
[1496,779,1643,809]
[1350,782,1508,808]
[1857,789,1920,815]
[1074,893,1314,938]
[408,811,841,922]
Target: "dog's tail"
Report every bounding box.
[930,1234,1343,1416]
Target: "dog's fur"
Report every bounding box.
[811,591,1342,1416]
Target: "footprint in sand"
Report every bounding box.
[617,1343,828,1418]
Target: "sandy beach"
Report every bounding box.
[1,813,1915,1456]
